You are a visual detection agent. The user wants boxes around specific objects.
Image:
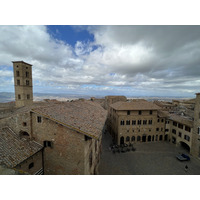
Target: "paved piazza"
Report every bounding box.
[99,132,200,175]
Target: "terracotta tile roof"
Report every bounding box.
[31,101,107,139]
[110,100,161,111]
[0,127,43,168]
[157,110,170,118]
[168,114,193,127]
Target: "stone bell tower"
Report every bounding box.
[191,93,200,158]
[12,61,33,107]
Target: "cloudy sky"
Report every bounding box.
[0,25,200,97]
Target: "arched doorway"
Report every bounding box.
[142,135,146,142]
[164,134,168,141]
[131,136,135,142]
[126,136,130,142]
[148,135,151,142]
[180,141,190,152]
[120,136,124,145]
[159,135,163,141]
[152,135,154,141]
[137,136,141,142]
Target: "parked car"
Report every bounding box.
[176,153,190,161]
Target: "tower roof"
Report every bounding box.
[12,61,32,66]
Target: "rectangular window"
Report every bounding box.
[149,110,152,115]
[184,135,190,141]
[17,79,20,85]
[29,162,34,169]
[26,80,29,86]
[132,120,136,125]
[85,135,92,141]
[43,141,53,148]
[89,151,93,168]
[156,128,159,131]
[16,71,20,77]
[198,127,200,135]
[138,110,142,115]
[18,94,21,100]
[26,71,29,78]
[37,116,42,123]
[127,110,130,115]
[173,121,177,126]
[27,94,30,99]
[161,119,164,123]
[126,120,130,125]
[185,126,191,132]
[138,120,141,125]
[120,120,125,125]
[149,120,152,125]
[157,119,160,123]
[172,129,176,134]
[179,132,182,137]
[178,123,183,129]
[23,122,27,126]
[143,120,147,125]
[165,129,169,132]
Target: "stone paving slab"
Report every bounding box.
[99,132,200,175]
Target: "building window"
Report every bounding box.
[37,116,42,123]
[161,119,164,123]
[149,120,152,125]
[126,120,130,125]
[184,135,190,141]
[157,119,160,123]
[23,122,27,126]
[27,94,30,99]
[26,71,29,78]
[149,110,152,115]
[185,126,191,132]
[143,120,147,125]
[132,120,136,125]
[126,136,130,142]
[18,94,21,100]
[156,128,159,131]
[165,129,169,132]
[159,135,163,141]
[173,121,177,126]
[161,128,163,131]
[172,129,176,134]
[16,71,20,77]
[131,136,135,141]
[178,123,183,129]
[138,110,142,115]
[29,162,34,169]
[43,141,53,148]
[179,132,182,137]
[198,127,200,135]
[85,135,92,141]
[17,79,20,85]
[26,80,29,86]
[127,110,130,115]
[138,120,141,125]
[89,151,93,168]
[149,129,151,132]
[166,120,169,124]
[120,120,125,125]
[137,136,141,141]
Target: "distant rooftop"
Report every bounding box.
[0,127,43,168]
[12,61,32,66]
[168,114,193,127]
[110,100,161,111]
[31,101,107,139]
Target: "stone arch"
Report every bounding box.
[148,135,151,142]
[19,130,30,139]
[126,136,130,142]
[142,134,146,142]
[137,136,141,142]
[159,135,163,141]
[131,136,135,141]
[120,136,124,145]
[179,141,190,152]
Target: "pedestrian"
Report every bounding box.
[185,165,188,172]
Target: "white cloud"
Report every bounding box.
[0,25,200,96]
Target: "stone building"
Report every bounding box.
[0,100,107,175]
[166,114,193,151]
[12,61,33,107]
[0,127,43,175]
[104,95,127,110]
[191,93,200,157]
[108,100,166,145]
